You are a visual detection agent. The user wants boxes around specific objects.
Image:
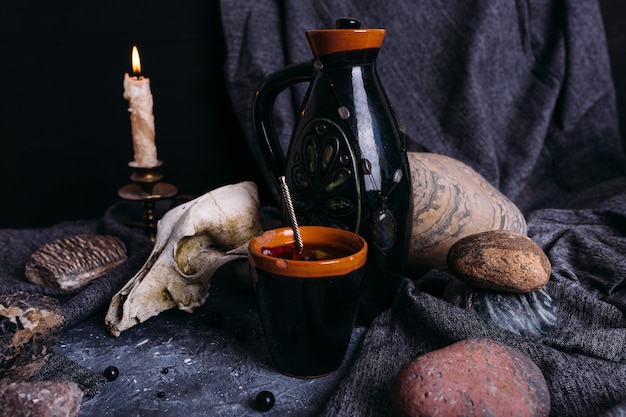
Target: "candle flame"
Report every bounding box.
[131,45,142,75]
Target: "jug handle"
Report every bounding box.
[252,60,315,189]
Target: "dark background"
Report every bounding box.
[0,1,624,229]
[0,1,270,229]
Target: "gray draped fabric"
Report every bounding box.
[219,0,626,212]
[219,0,626,416]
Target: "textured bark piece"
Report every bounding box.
[391,338,550,417]
[406,152,527,274]
[0,292,64,379]
[0,380,83,417]
[447,230,551,292]
[24,234,127,291]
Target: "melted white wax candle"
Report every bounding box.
[123,72,158,167]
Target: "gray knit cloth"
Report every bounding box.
[321,183,626,416]
[29,352,106,398]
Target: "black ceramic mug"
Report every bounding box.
[248,226,368,378]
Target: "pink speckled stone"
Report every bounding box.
[391,338,550,417]
[0,381,83,417]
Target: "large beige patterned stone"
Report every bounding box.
[406,152,527,275]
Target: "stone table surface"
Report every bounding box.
[57,283,366,417]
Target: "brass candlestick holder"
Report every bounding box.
[118,161,178,241]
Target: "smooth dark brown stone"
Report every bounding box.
[447,230,551,292]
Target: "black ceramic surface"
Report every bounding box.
[252,20,413,324]
[252,267,364,377]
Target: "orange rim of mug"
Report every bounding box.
[248,226,368,278]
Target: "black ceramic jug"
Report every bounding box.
[253,18,413,322]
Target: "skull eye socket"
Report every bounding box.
[175,234,219,276]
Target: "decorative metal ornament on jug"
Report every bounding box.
[253,18,413,322]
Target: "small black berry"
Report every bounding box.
[234,327,247,341]
[157,391,166,398]
[207,311,223,328]
[103,365,119,381]
[254,390,275,411]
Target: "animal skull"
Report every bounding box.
[105,181,263,337]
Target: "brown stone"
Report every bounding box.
[446,230,551,292]
[0,292,64,379]
[391,338,550,417]
[0,380,83,417]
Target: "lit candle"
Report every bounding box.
[123,45,158,167]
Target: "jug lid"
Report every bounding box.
[306,18,386,57]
